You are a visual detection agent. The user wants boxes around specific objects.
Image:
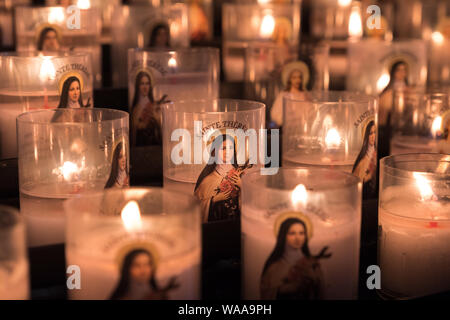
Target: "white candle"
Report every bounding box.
[65,189,201,300]
[378,185,450,298]
[241,169,362,300]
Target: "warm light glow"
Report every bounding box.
[291,184,307,206]
[260,14,275,38]
[257,0,271,3]
[39,58,56,82]
[377,73,390,92]
[61,161,79,181]
[413,173,434,201]
[168,57,177,68]
[338,0,352,7]
[121,201,143,231]
[77,0,91,9]
[325,128,341,148]
[348,6,363,38]
[431,116,442,137]
[48,7,65,24]
[432,31,444,45]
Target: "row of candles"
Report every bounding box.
[0,93,449,300]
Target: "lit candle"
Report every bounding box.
[241,168,362,299]
[378,154,450,299]
[0,52,93,160]
[17,108,129,247]
[65,188,201,300]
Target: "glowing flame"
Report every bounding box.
[431,116,442,138]
[291,184,307,206]
[432,31,444,45]
[48,7,65,24]
[61,161,79,181]
[168,57,177,68]
[377,73,390,92]
[39,58,56,82]
[325,128,341,148]
[260,14,275,38]
[257,0,270,4]
[77,0,91,9]
[348,6,363,38]
[413,173,434,201]
[338,0,352,6]
[121,201,142,231]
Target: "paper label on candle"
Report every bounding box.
[104,139,130,190]
[352,115,377,198]
[260,211,332,300]
[194,127,254,223]
[102,239,180,300]
[36,23,62,51]
[129,67,168,147]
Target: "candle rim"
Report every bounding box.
[161,98,265,115]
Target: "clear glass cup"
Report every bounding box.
[17,108,129,247]
[378,153,450,299]
[65,187,201,300]
[241,167,362,300]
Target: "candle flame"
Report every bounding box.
[291,184,307,207]
[39,58,56,82]
[61,161,79,181]
[325,128,341,148]
[49,7,65,24]
[168,57,177,68]
[260,14,275,38]
[121,201,142,231]
[432,31,444,45]
[376,73,390,92]
[338,0,352,7]
[431,116,442,138]
[77,0,91,9]
[413,172,434,201]
[348,6,363,38]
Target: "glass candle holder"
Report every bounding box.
[14,6,102,87]
[282,91,378,197]
[17,108,129,247]
[222,2,301,81]
[0,0,30,48]
[128,47,219,146]
[378,153,450,299]
[244,42,329,126]
[0,51,93,160]
[390,92,450,155]
[241,167,362,300]
[162,99,266,223]
[111,4,189,88]
[0,205,29,300]
[65,187,201,300]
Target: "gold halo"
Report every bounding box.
[273,211,313,240]
[134,68,155,87]
[35,23,62,47]
[58,71,84,95]
[361,116,375,138]
[281,61,310,90]
[114,241,160,271]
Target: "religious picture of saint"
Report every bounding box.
[37,26,60,51]
[110,248,179,300]
[131,70,169,146]
[379,59,410,126]
[149,22,170,48]
[105,141,130,189]
[352,120,377,196]
[271,61,309,126]
[260,214,332,300]
[194,133,252,223]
